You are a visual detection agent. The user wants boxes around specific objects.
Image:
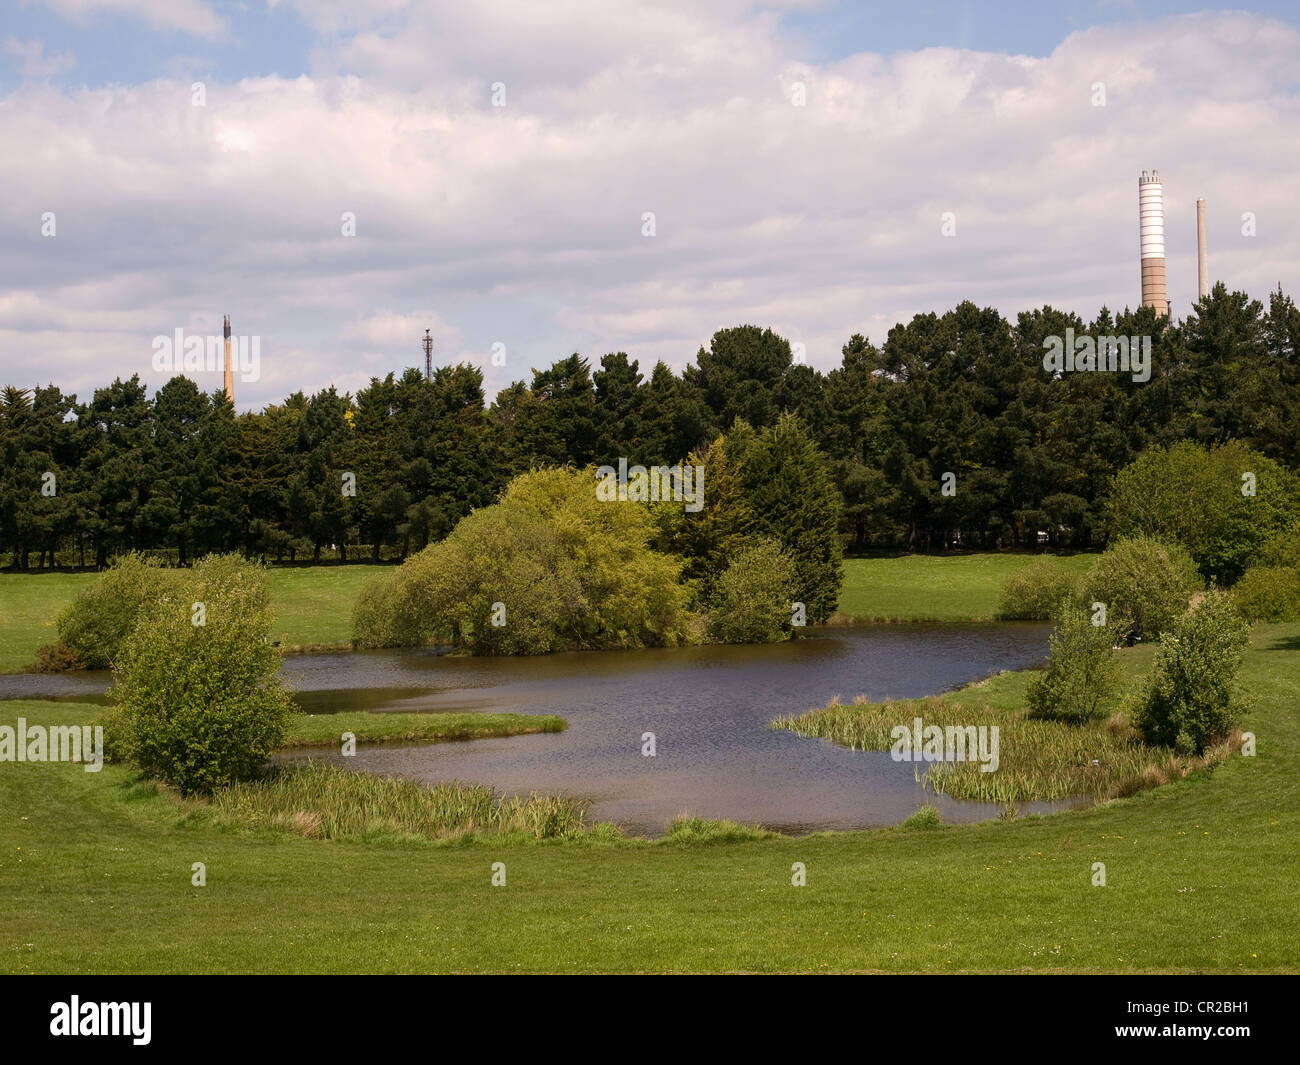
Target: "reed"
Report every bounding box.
[660,816,781,843]
[206,762,593,841]
[774,695,1241,804]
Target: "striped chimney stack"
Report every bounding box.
[223,314,234,405]
[1138,170,1167,314]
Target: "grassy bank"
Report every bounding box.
[0,566,376,671]
[3,619,1297,972]
[836,553,1094,622]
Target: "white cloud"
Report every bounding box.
[0,6,1296,410]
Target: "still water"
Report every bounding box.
[1,624,1059,836]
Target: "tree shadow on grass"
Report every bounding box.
[1260,633,1300,651]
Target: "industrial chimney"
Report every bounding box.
[1138,170,1167,313]
[1196,198,1209,301]
[223,314,234,405]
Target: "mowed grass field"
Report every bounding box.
[836,553,1095,622]
[2,620,1296,973]
[0,553,1082,671]
[3,553,1294,972]
[0,565,377,671]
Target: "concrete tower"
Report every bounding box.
[1138,170,1167,313]
[1196,198,1209,301]
[223,315,234,405]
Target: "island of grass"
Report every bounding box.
[773,647,1241,807]
[282,711,566,749]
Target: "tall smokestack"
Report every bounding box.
[1196,198,1209,301]
[1138,170,1170,312]
[223,314,234,406]
[1139,170,1167,314]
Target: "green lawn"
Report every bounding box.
[0,571,96,672]
[263,566,379,649]
[3,622,1295,973]
[0,565,379,671]
[837,553,1095,622]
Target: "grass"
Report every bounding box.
[263,567,377,650]
[2,620,1297,972]
[0,565,377,671]
[0,571,96,672]
[835,552,1095,622]
[282,711,566,748]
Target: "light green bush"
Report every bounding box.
[1026,598,1125,722]
[112,554,294,794]
[706,538,797,643]
[1082,536,1201,642]
[901,805,942,830]
[353,467,696,654]
[996,556,1081,620]
[1232,565,1300,622]
[57,553,186,668]
[1132,588,1251,755]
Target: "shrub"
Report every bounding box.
[661,816,778,843]
[1131,588,1251,755]
[1026,598,1125,723]
[57,553,186,668]
[1082,536,1201,642]
[32,638,85,673]
[350,572,426,649]
[996,556,1081,620]
[1232,565,1300,622]
[706,538,797,643]
[354,467,696,654]
[1108,439,1300,584]
[1257,525,1300,568]
[91,704,134,764]
[901,804,942,830]
[112,554,294,795]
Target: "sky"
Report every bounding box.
[2,0,1298,410]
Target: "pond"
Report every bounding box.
[0,623,1062,836]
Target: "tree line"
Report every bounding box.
[2,282,1297,570]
